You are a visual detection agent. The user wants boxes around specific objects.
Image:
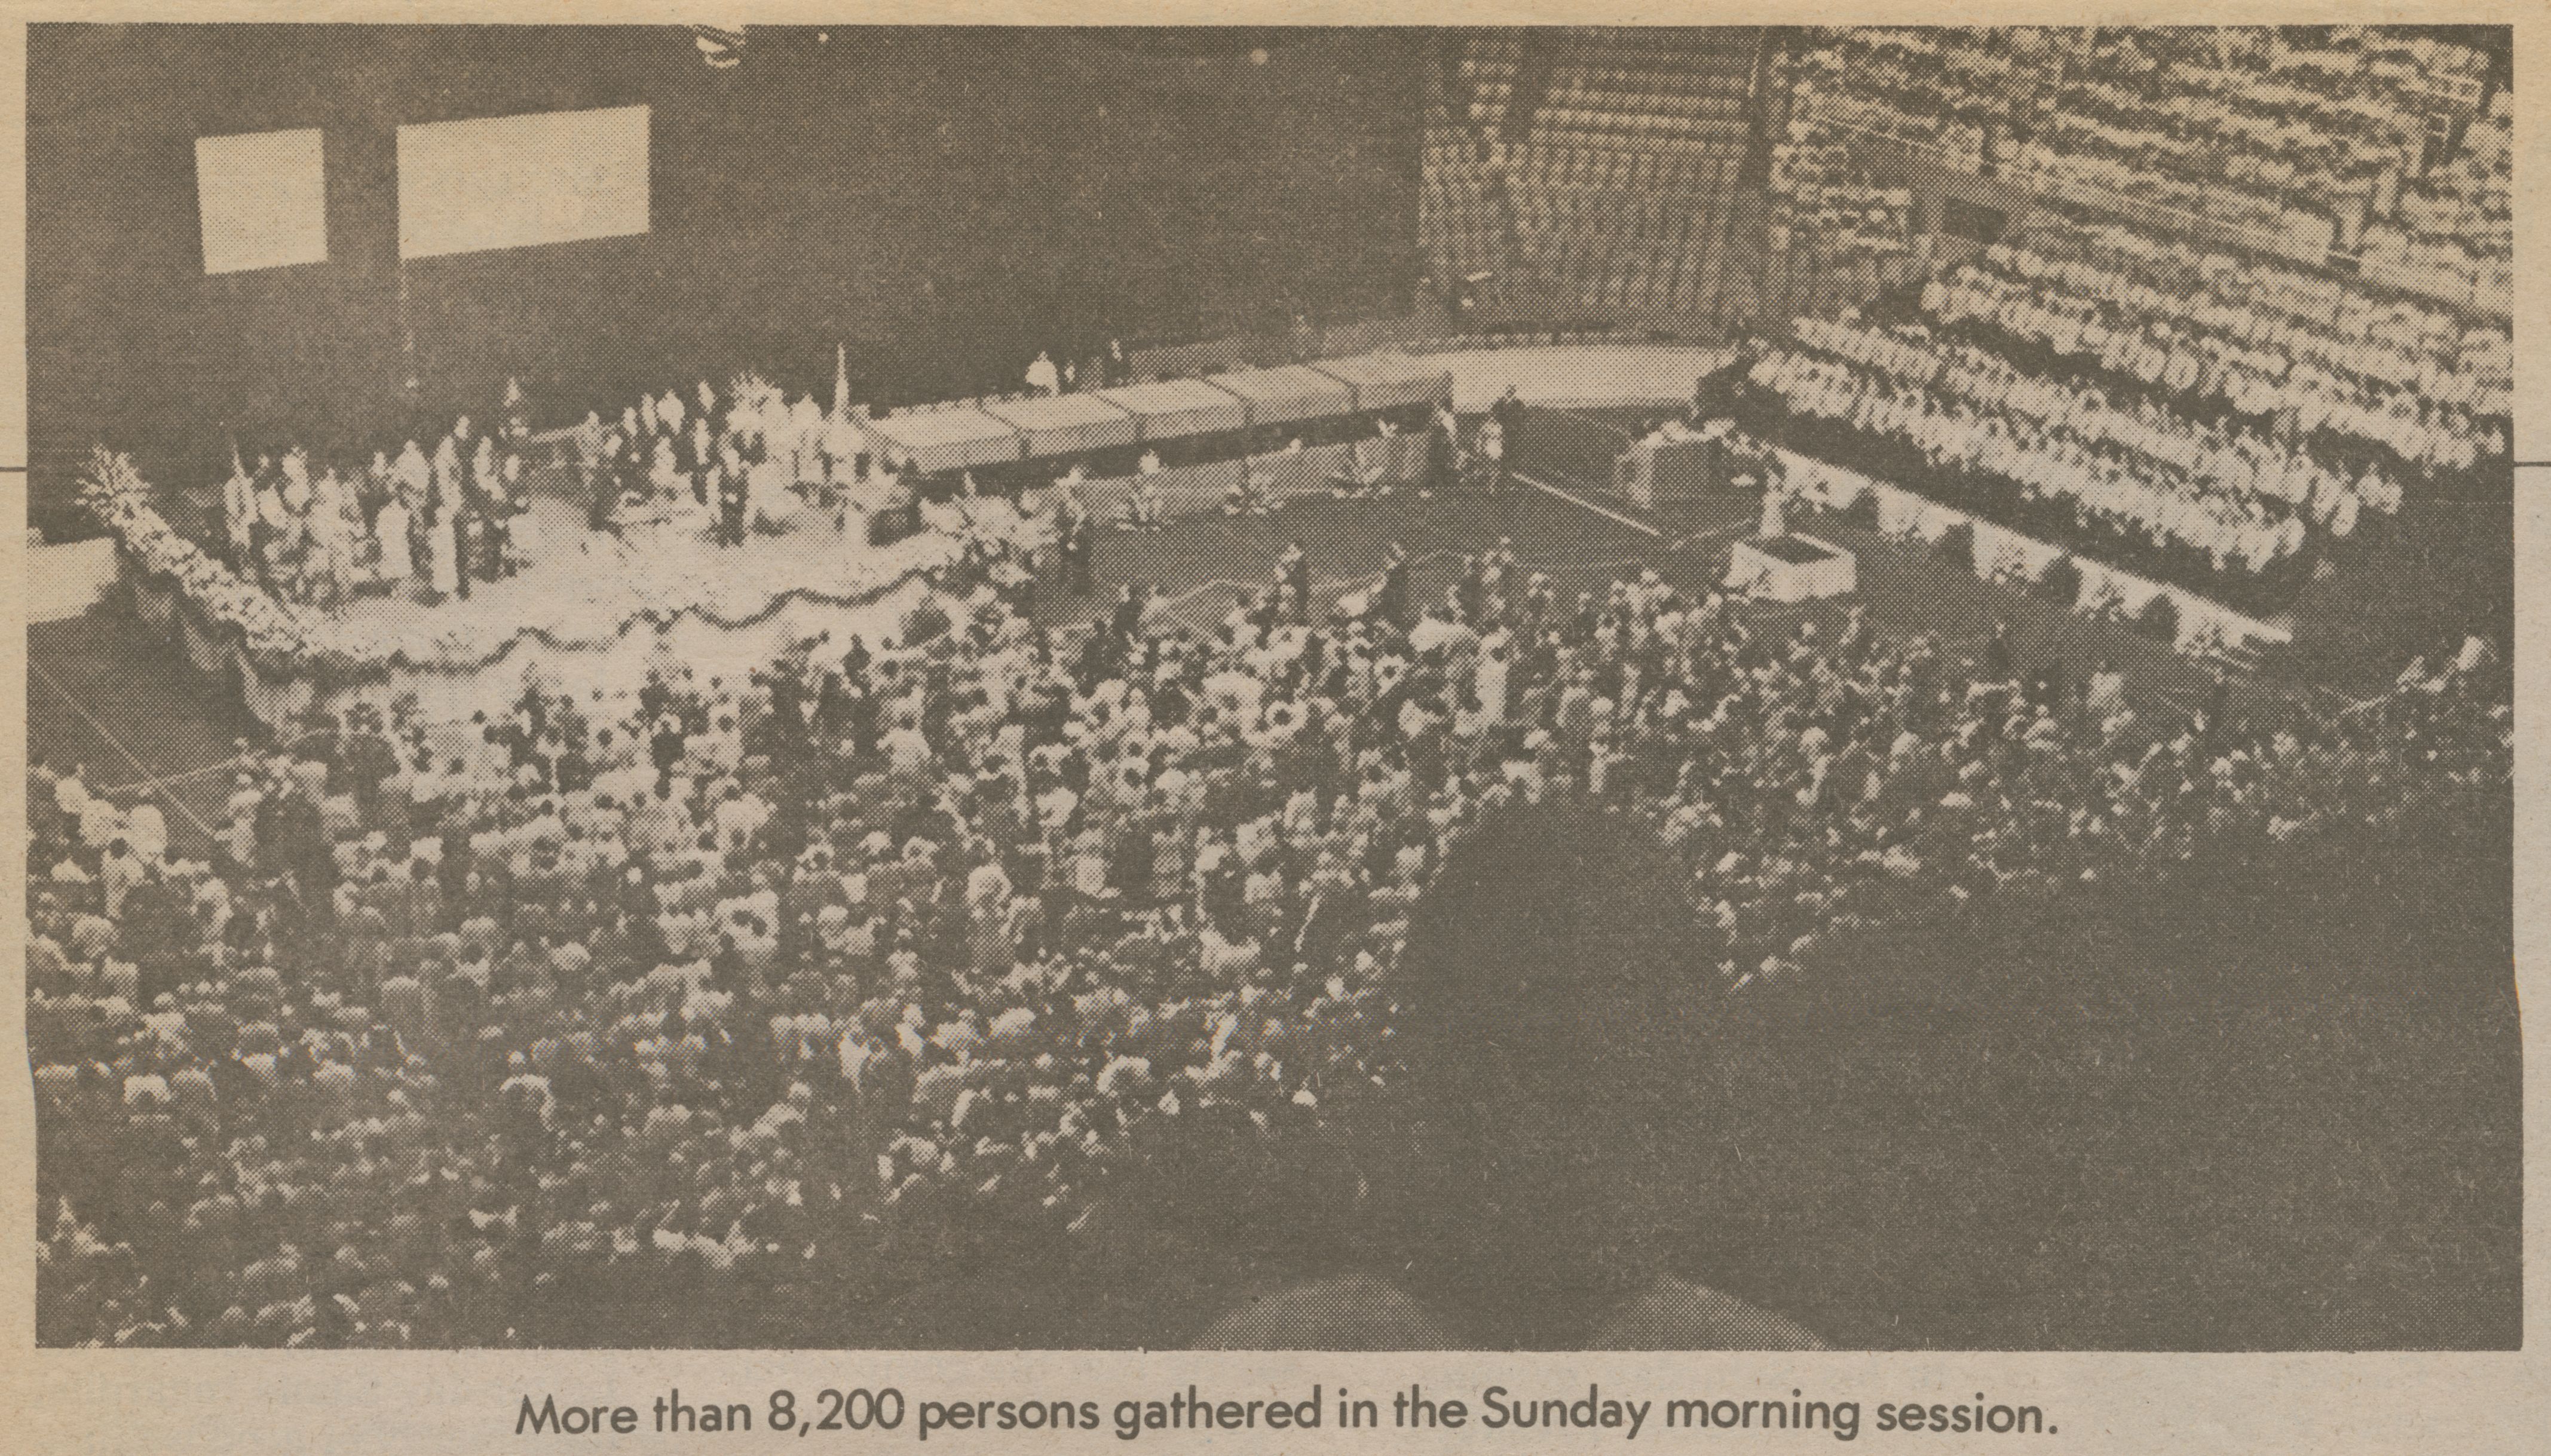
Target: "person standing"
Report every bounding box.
[1475,415,1506,495]
[789,392,825,497]
[222,455,258,570]
[571,408,607,498]
[504,456,538,575]
[374,491,413,599]
[1127,473,1163,532]
[396,438,433,517]
[1428,404,1459,493]
[1375,541,1410,629]
[254,462,292,590]
[1982,621,2014,685]
[477,482,510,583]
[1054,508,1085,597]
[470,434,498,514]
[1278,541,1311,624]
[718,458,750,548]
[432,425,464,513]
[1490,385,1526,458]
[1025,351,1061,397]
[452,501,481,600]
[309,465,354,610]
[587,428,620,531]
[427,498,460,605]
[360,449,394,531]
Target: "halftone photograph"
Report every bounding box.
[25,23,2515,1352]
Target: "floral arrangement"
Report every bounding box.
[78,447,320,670]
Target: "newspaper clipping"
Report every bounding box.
[4,4,2541,1453]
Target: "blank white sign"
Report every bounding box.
[397,105,651,260]
[196,128,329,275]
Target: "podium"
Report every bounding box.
[1615,437,1717,508]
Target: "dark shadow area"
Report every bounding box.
[1684,798,2518,1348]
[789,800,2516,1350]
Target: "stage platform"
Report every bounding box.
[315,490,991,672]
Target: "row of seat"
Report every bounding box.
[1448,35,1523,136]
[1505,145,1748,193]
[1419,158,1512,289]
[1544,78,1753,112]
[1424,30,1775,333]
[1529,234,1766,321]
[1535,109,1751,143]
[1425,30,1517,286]
[1526,33,1767,329]
[1747,245,1915,327]
[1511,195,1768,324]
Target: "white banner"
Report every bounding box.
[397,105,650,259]
[195,128,328,275]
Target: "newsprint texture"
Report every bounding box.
[4,4,2545,1454]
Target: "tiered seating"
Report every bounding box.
[1420,135,1511,290]
[1496,30,1770,325]
[1782,26,2511,316]
[1457,33,1524,133]
[1921,203,2510,475]
[1510,190,1725,315]
[1751,113,1917,323]
[1768,119,1912,262]
[1527,30,1759,157]
[2364,86,2510,311]
[1748,243,1898,331]
[1421,36,1526,298]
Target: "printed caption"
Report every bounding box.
[517,1384,2059,1441]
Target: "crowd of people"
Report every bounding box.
[215,397,539,613]
[1786,26,2512,311]
[31,488,2510,1344]
[1024,338,1134,399]
[570,376,887,548]
[206,369,917,619]
[1920,211,2509,477]
[1741,314,2374,614]
[1768,117,1915,262]
[2368,88,2510,299]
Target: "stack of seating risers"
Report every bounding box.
[1500,30,1769,330]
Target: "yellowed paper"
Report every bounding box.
[4,3,2542,1451]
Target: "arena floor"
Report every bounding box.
[30,461,2221,852]
[30,424,2286,870]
